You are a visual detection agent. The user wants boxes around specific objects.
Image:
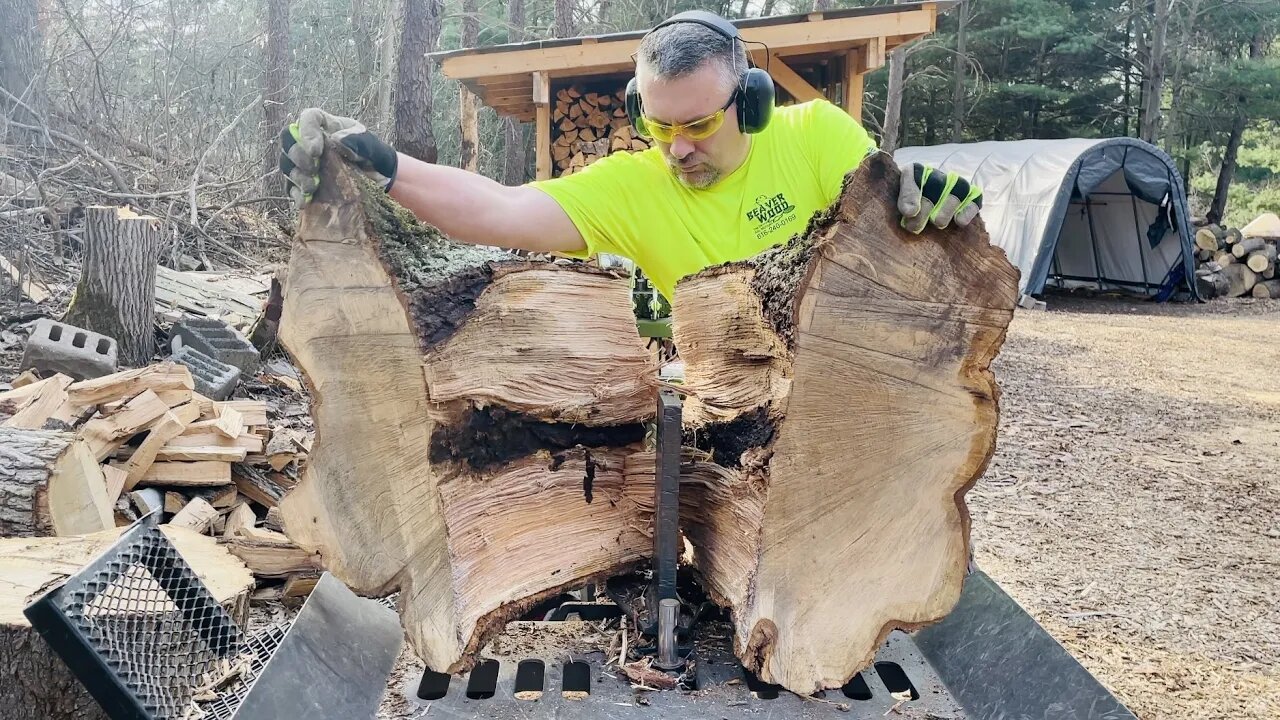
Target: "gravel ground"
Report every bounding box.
[973,293,1280,720]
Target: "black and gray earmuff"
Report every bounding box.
[625,10,775,137]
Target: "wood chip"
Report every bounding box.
[212,405,244,439]
[223,502,256,537]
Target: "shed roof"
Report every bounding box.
[432,2,950,121]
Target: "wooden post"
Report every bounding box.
[62,207,161,366]
[533,71,551,180]
[844,49,864,121]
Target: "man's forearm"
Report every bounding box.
[388,152,585,254]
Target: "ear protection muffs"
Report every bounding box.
[626,10,775,137]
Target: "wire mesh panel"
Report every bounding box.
[24,520,245,720]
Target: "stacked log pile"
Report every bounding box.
[551,84,653,176]
[1193,219,1280,299]
[0,363,322,594]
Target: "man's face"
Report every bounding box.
[636,60,750,189]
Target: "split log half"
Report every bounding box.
[0,427,112,537]
[277,150,655,674]
[0,526,253,720]
[669,153,1019,694]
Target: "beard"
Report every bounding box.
[666,157,721,189]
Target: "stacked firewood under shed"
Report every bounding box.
[0,363,323,599]
[1193,218,1280,299]
[552,85,653,176]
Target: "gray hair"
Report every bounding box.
[636,22,747,93]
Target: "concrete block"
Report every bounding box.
[19,318,118,380]
[171,315,260,376]
[170,344,241,401]
[1017,294,1048,312]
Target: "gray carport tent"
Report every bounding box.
[894,138,1200,302]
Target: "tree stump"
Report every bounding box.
[63,207,161,366]
[668,153,1019,693]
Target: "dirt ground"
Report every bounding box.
[974,293,1280,720]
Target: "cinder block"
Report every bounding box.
[171,315,260,377]
[170,344,241,401]
[19,318,118,380]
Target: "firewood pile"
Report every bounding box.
[551,84,653,176]
[0,362,322,597]
[1193,214,1280,299]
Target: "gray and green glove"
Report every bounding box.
[279,108,398,208]
[897,163,983,234]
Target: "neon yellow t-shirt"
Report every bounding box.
[529,98,877,299]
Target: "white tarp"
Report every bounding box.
[894,138,1197,299]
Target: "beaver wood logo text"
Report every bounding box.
[746,193,797,239]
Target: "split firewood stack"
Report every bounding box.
[1193,213,1280,299]
[552,84,653,176]
[0,363,322,598]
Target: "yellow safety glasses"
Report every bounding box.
[640,92,737,143]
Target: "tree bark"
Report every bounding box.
[1138,0,1171,143]
[0,427,112,537]
[1161,0,1201,154]
[881,0,908,152]
[0,0,45,143]
[664,153,1018,692]
[277,151,655,675]
[501,0,527,185]
[394,0,442,162]
[553,0,576,38]
[352,0,378,108]
[0,527,253,720]
[261,0,292,208]
[950,0,968,143]
[376,0,401,133]
[458,0,480,172]
[62,207,161,366]
[1208,31,1267,224]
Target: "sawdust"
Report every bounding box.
[974,293,1280,720]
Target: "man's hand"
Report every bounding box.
[279,108,399,208]
[897,163,983,234]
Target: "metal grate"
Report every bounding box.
[198,622,288,719]
[25,519,246,720]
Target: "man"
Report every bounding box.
[279,11,982,299]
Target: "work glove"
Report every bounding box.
[279,108,398,208]
[897,163,983,234]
